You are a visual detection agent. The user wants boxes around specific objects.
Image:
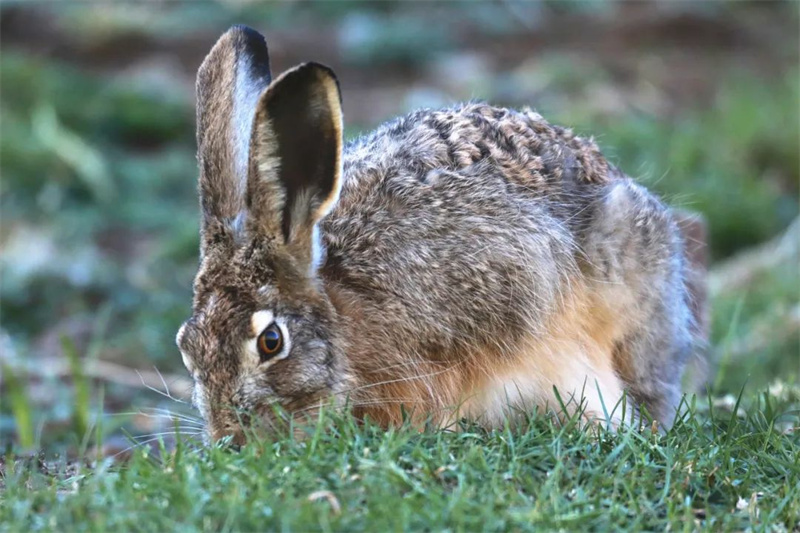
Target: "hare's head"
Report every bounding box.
[176,26,348,445]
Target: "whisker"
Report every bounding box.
[139,407,204,424]
[115,426,205,454]
[292,397,426,416]
[132,429,204,441]
[137,370,189,405]
[106,409,204,427]
[112,435,179,460]
[154,366,173,401]
[333,366,459,399]
[362,358,448,375]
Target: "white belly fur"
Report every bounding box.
[457,317,628,428]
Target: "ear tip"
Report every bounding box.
[311,63,342,105]
[227,24,268,50]
[221,25,270,67]
[229,23,260,35]
[205,25,264,56]
[198,25,271,87]
[303,62,339,82]
[286,62,342,101]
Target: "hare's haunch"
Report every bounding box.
[177,26,700,445]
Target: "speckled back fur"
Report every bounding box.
[178,26,699,444]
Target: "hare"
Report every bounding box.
[176,26,700,446]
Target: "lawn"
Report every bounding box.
[1,2,798,531]
[2,394,799,531]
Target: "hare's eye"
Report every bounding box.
[257,322,283,361]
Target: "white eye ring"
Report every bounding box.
[251,310,274,337]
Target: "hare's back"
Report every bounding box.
[320,103,617,353]
[325,102,618,253]
[332,103,618,236]
[341,102,613,195]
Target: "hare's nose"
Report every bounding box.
[226,433,246,451]
[229,431,247,449]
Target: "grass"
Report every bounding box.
[2,393,799,532]
[561,70,799,261]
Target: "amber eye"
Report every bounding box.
[257,322,284,361]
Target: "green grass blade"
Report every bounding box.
[61,335,91,440]
[2,364,35,450]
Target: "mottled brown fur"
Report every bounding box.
[179,26,699,444]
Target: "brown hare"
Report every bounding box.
[176,25,701,445]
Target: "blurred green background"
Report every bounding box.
[1,1,798,452]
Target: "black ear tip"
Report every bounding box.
[226,25,269,54]
[228,24,266,45]
[222,25,271,82]
[291,62,341,100]
[230,23,257,33]
[303,62,338,80]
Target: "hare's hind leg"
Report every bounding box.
[582,180,694,427]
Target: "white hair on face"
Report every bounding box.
[242,310,292,370]
[310,223,326,277]
[176,323,195,375]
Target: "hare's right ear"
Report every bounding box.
[246,63,343,274]
[196,25,272,252]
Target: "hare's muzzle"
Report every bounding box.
[207,408,252,448]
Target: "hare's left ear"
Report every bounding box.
[196,25,272,253]
[246,62,343,273]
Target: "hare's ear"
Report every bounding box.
[247,62,343,273]
[196,25,272,251]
